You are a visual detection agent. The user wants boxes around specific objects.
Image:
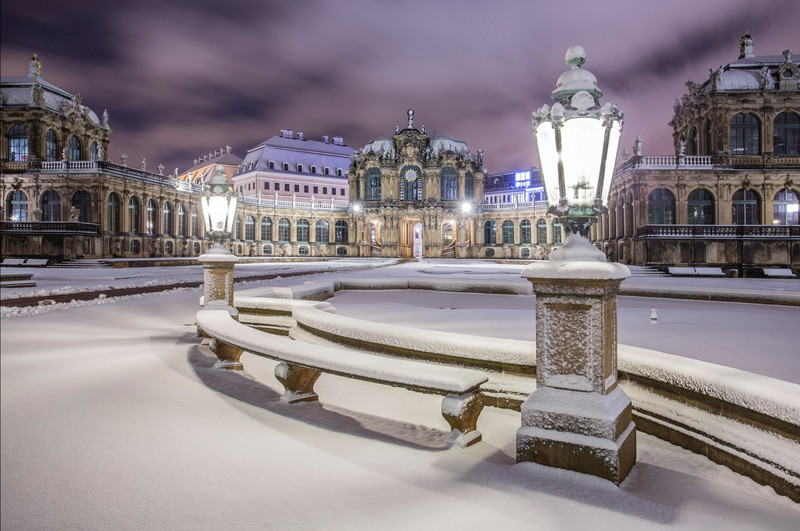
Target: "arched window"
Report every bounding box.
[162,201,174,236]
[107,192,121,233]
[90,141,99,161]
[690,127,698,156]
[233,216,241,240]
[128,196,140,234]
[6,190,28,221]
[146,199,157,235]
[553,219,563,244]
[177,204,187,237]
[705,119,713,155]
[687,189,714,225]
[483,220,496,245]
[732,188,761,224]
[335,220,348,243]
[282,162,289,171]
[464,171,474,201]
[41,190,61,221]
[71,191,92,222]
[730,113,760,155]
[442,223,454,246]
[68,135,81,161]
[773,112,800,155]
[337,169,343,177]
[315,220,329,243]
[46,129,58,161]
[297,164,303,173]
[647,188,676,224]
[296,219,310,242]
[536,219,548,244]
[191,209,198,237]
[7,124,28,161]
[440,167,458,200]
[261,217,272,241]
[269,161,275,170]
[311,165,317,174]
[400,165,422,201]
[366,167,382,200]
[520,219,532,245]
[278,218,290,241]
[772,188,799,225]
[244,215,255,241]
[502,220,515,244]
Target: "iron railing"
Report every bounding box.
[635,224,800,239]
[0,220,102,235]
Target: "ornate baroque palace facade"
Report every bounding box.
[601,33,800,274]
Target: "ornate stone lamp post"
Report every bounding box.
[199,165,239,319]
[516,46,636,484]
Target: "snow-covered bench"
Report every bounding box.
[0,258,26,267]
[23,258,50,267]
[762,268,795,278]
[668,266,725,277]
[195,309,489,447]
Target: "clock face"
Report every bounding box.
[404,168,418,182]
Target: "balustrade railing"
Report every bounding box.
[481,200,548,211]
[636,224,800,239]
[0,220,101,235]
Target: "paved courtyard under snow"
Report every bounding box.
[2,259,798,529]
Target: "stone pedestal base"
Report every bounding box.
[516,386,636,484]
[199,249,239,319]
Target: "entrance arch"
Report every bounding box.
[401,218,423,258]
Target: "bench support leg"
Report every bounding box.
[442,391,484,448]
[275,362,321,403]
[210,339,244,370]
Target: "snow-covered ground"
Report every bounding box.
[2,259,799,529]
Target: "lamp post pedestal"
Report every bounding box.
[516,252,636,484]
[198,245,241,370]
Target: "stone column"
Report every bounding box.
[198,252,239,319]
[516,257,636,484]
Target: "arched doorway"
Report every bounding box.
[401,218,423,258]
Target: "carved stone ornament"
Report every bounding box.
[570,91,595,113]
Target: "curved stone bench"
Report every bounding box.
[195,308,489,448]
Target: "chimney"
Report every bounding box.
[297,131,304,140]
[322,135,330,144]
[226,145,232,153]
[333,136,344,146]
[280,129,293,139]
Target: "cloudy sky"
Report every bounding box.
[2,0,797,174]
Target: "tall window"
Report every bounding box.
[233,216,241,240]
[502,220,514,244]
[128,196,140,234]
[162,202,174,236]
[687,189,714,225]
[146,199,157,235]
[68,135,81,160]
[440,167,458,200]
[260,217,272,241]
[400,165,422,201]
[536,219,547,244]
[464,171,474,200]
[773,112,800,155]
[730,113,760,155]
[690,127,698,155]
[177,205,187,237]
[46,129,58,161]
[71,191,92,222]
[335,220,348,243]
[315,220,329,243]
[483,220,496,245]
[773,188,799,225]
[42,190,61,221]
[191,209,198,237]
[296,219,310,242]
[520,219,532,245]
[278,218,290,241]
[6,190,28,221]
[244,215,255,241]
[90,141,99,161]
[7,124,29,161]
[366,168,381,200]
[442,223,453,246]
[732,188,761,224]
[705,119,713,155]
[647,188,676,224]
[107,192,121,233]
[553,219,563,244]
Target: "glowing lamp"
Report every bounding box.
[532,45,623,247]
[201,165,238,247]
